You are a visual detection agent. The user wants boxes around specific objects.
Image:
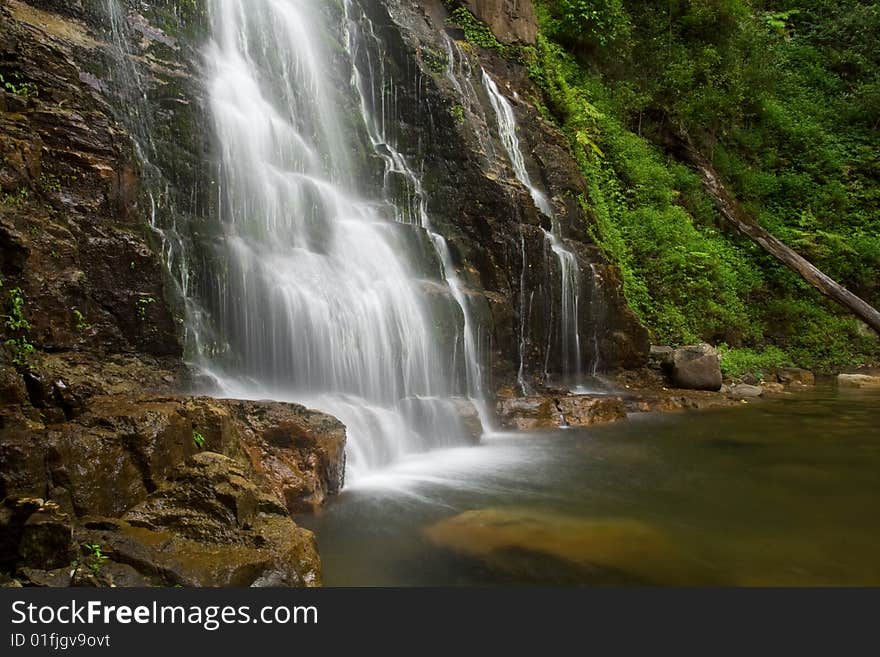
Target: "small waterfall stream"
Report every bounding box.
[481,70,584,385]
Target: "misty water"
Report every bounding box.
[300,388,880,586]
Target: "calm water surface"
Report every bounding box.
[300,388,879,586]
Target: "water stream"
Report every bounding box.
[482,70,585,385]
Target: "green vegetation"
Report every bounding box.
[3,285,35,369]
[0,72,37,98]
[72,309,89,332]
[514,0,879,372]
[192,430,206,449]
[136,296,156,320]
[82,543,108,574]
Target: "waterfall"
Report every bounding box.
[441,34,496,165]
[482,69,584,386]
[344,2,492,430]
[187,0,487,478]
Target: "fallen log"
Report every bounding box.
[667,128,880,336]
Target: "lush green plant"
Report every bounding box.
[82,543,108,574]
[192,430,206,449]
[72,309,89,332]
[136,296,156,320]
[717,344,793,380]
[0,72,37,98]
[526,0,880,371]
[3,287,35,369]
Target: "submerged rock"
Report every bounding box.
[837,373,880,389]
[424,508,691,585]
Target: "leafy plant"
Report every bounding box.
[192,430,206,449]
[136,296,156,320]
[72,309,90,332]
[82,543,108,573]
[3,287,35,369]
[0,72,37,98]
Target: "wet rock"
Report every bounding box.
[620,389,739,413]
[729,384,764,399]
[0,394,346,519]
[0,497,45,567]
[670,344,722,391]
[78,456,322,587]
[497,394,626,430]
[837,374,880,389]
[19,566,73,587]
[776,368,815,387]
[18,505,74,570]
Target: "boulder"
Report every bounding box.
[728,384,764,399]
[670,344,722,391]
[78,454,323,587]
[837,373,880,389]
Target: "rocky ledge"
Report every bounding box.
[0,393,345,587]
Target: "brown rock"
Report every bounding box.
[671,344,723,391]
[463,0,538,44]
[17,505,74,570]
[776,368,815,387]
[497,394,626,430]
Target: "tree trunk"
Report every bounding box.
[666,128,880,337]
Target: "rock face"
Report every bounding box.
[670,344,723,391]
[377,0,649,389]
[0,395,344,586]
[463,0,538,44]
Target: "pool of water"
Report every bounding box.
[299,388,880,586]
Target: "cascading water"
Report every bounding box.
[482,69,584,386]
[192,0,486,478]
[441,34,496,166]
[344,2,492,430]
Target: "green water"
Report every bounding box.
[300,388,880,586]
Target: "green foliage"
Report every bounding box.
[72,309,89,332]
[82,543,108,574]
[528,1,880,371]
[0,72,37,98]
[718,345,793,379]
[192,430,206,449]
[539,0,632,50]
[3,287,35,369]
[451,104,465,123]
[446,6,508,54]
[136,296,156,320]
